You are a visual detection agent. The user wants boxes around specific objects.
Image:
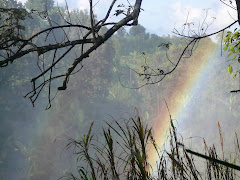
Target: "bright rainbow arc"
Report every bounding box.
[148,41,219,169]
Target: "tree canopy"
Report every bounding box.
[1,0,240,106]
[1,0,240,179]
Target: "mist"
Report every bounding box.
[1,0,240,179]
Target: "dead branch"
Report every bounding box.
[0,0,143,108]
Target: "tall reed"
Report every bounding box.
[62,111,240,180]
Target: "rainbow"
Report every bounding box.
[148,39,218,168]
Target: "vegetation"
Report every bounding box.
[224,29,240,76]
[0,0,240,179]
[0,0,143,107]
[1,0,239,106]
[62,111,240,180]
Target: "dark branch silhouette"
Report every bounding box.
[0,0,143,108]
[122,5,238,90]
[1,0,240,108]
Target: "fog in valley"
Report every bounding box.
[1,0,240,179]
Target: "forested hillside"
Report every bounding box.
[1,0,240,179]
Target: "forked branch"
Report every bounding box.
[0,0,143,108]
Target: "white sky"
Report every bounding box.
[17,0,238,36]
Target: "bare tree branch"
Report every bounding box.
[122,10,238,89]
[0,0,143,108]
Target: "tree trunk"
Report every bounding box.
[236,0,240,25]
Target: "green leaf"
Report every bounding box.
[232,55,237,60]
[228,52,232,57]
[229,45,235,52]
[223,45,228,51]
[228,65,233,74]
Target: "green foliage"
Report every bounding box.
[223,29,240,76]
[228,65,233,74]
[63,111,156,179]
[1,2,239,179]
[0,0,23,8]
[0,7,31,44]
[129,24,147,38]
[25,0,54,11]
[64,112,240,180]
